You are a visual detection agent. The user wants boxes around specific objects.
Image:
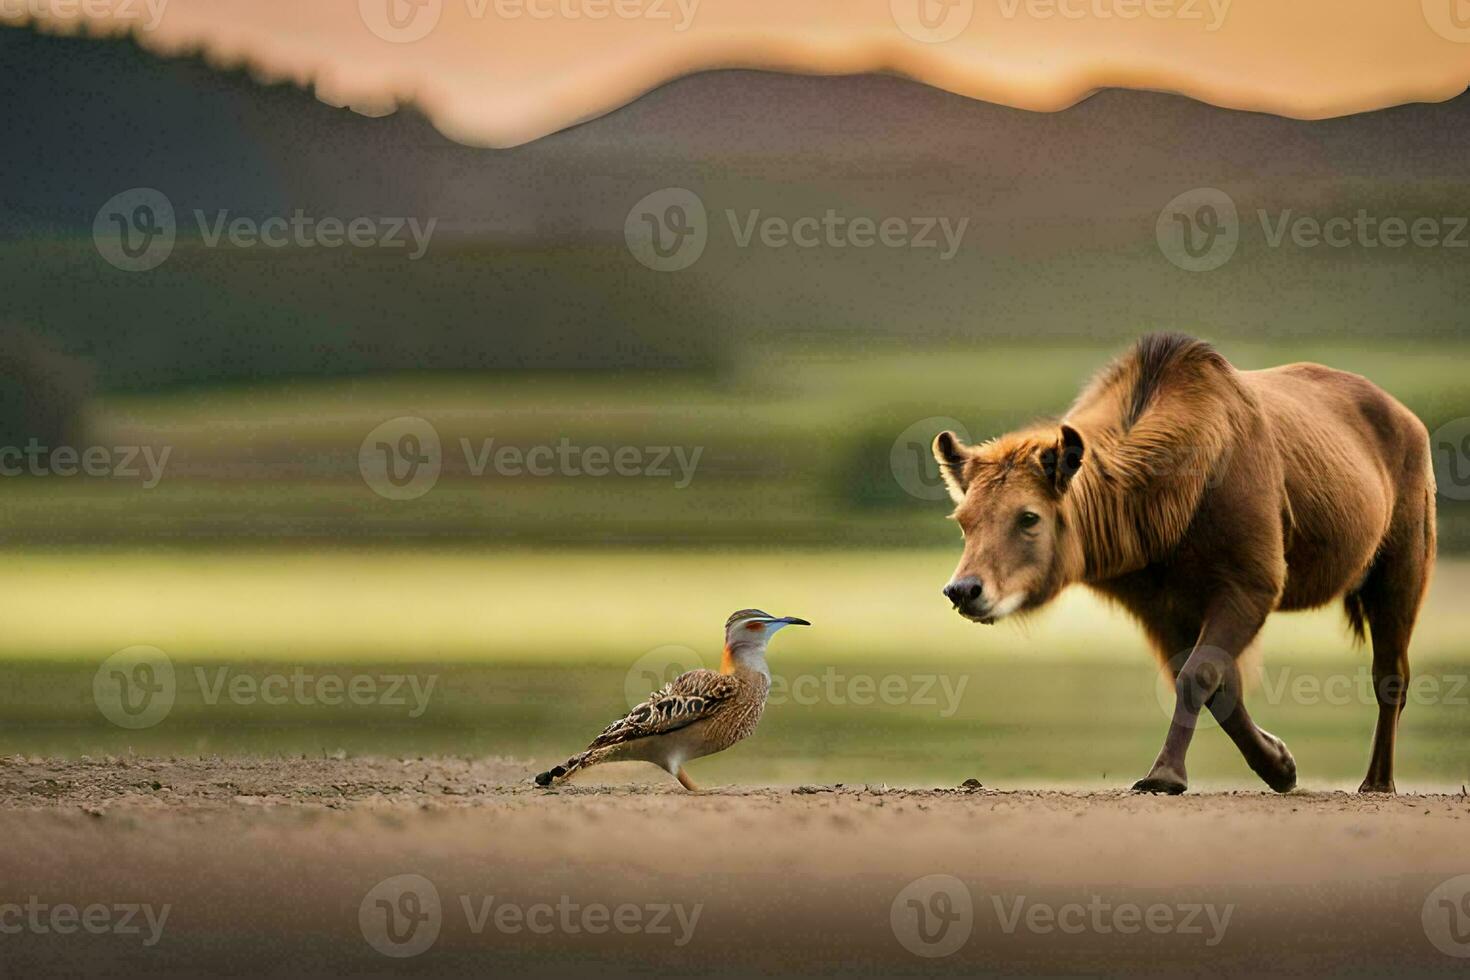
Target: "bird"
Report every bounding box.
[535,609,810,791]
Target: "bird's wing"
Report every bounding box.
[586,669,739,751]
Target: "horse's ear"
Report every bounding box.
[1039,424,1085,493]
[932,430,972,503]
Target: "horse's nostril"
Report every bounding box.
[943,579,983,607]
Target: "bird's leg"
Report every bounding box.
[675,767,700,792]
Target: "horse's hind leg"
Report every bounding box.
[1358,621,1410,794]
[1356,501,1433,794]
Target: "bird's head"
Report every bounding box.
[723,608,810,649]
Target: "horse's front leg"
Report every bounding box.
[1133,598,1295,794]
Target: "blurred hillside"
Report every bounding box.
[0,339,1461,551]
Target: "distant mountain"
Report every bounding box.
[1,26,1468,388]
[4,27,1469,238]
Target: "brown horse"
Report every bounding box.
[932,334,1436,794]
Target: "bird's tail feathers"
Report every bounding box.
[534,749,596,787]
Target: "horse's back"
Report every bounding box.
[1242,363,1428,610]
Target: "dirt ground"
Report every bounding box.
[3,756,1469,977]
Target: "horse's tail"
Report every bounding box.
[1420,479,1438,605]
[1344,590,1369,647]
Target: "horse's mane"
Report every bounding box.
[1062,333,1253,580]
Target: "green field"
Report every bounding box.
[4,340,1467,549]
[4,549,1466,790]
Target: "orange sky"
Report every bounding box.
[4,0,1469,146]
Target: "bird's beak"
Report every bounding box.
[775,616,811,626]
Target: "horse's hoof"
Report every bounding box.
[1131,774,1187,795]
[1357,780,1395,794]
[1256,731,1297,794]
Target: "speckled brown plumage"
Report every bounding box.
[535,609,806,789]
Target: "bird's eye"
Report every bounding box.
[1018,511,1041,529]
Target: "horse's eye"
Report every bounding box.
[1018,511,1041,529]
